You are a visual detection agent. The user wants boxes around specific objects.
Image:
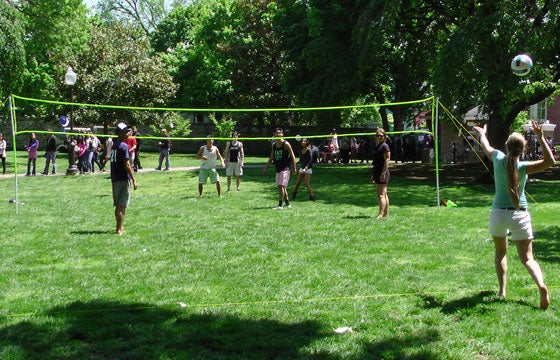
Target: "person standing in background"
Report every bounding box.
[223,130,244,191]
[25,133,39,176]
[371,129,390,219]
[42,130,57,175]
[196,136,225,197]
[263,128,297,209]
[131,126,143,171]
[111,122,138,235]
[0,133,7,174]
[156,128,170,171]
[292,138,316,201]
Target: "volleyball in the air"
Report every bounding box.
[511,54,533,76]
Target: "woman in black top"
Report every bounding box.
[292,138,316,201]
[371,129,390,219]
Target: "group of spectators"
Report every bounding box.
[315,130,371,165]
[0,126,158,177]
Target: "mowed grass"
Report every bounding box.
[1,152,560,359]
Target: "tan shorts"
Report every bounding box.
[226,162,243,177]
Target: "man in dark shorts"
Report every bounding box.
[111,122,138,235]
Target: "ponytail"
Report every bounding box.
[505,132,525,210]
[506,154,520,210]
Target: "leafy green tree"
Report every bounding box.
[0,2,26,100]
[72,21,178,131]
[433,0,560,148]
[153,0,296,127]
[97,0,168,36]
[274,0,360,131]
[156,0,235,109]
[16,0,91,107]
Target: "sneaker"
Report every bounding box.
[286,204,292,209]
[41,172,48,175]
[163,168,170,171]
[273,205,283,210]
[155,167,161,171]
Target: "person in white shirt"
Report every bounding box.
[196,136,225,197]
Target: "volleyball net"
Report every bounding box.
[5,94,440,211]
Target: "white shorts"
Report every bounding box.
[298,167,312,174]
[275,169,290,187]
[226,162,243,177]
[489,208,533,241]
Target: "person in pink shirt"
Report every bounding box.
[25,133,39,176]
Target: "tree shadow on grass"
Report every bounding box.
[533,226,560,263]
[419,290,535,315]
[361,328,442,360]
[0,300,339,360]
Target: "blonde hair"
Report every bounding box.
[505,132,526,210]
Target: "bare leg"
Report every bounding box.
[493,236,508,297]
[376,183,389,219]
[115,206,126,235]
[198,183,203,197]
[292,173,304,198]
[227,176,231,191]
[515,239,549,310]
[236,176,240,190]
[304,173,314,197]
[216,182,222,197]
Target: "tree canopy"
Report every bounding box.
[1,0,559,145]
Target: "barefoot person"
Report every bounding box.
[111,122,138,235]
[371,128,390,219]
[474,120,554,310]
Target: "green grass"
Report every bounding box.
[1,155,560,359]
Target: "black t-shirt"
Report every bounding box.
[273,141,290,173]
[110,139,130,182]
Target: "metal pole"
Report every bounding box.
[9,95,19,214]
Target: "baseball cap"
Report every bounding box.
[116,122,130,133]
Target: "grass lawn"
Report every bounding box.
[1,152,560,359]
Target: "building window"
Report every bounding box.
[530,99,547,121]
[195,113,205,123]
[537,99,547,120]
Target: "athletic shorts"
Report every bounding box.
[489,208,533,241]
[112,180,131,207]
[199,168,220,184]
[298,167,313,174]
[372,171,390,184]
[226,162,243,177]
[276,169,290,187]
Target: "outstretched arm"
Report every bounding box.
[473,125,494,159]
[526,120,555,174]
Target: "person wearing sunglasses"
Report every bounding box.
[371,129,390,219]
